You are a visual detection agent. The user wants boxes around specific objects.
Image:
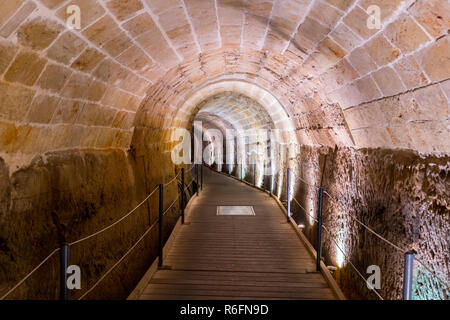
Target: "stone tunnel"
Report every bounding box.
[0,0,448,300]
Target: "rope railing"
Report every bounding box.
[321,187,450,293]
[292,193,384,299]
[69,185,160,247]
[322,225,385,300]
[0,165,200,300]
[0,248,60,300]
[78,218,160,300]
[218,163,449,299]
[289,168,450,299]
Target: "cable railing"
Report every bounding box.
[288,168,449,300]
[213,164,449,300]
[0,166,200,300]
[321,188,450,295]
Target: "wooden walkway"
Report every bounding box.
[136,168,338,300]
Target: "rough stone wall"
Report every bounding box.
[0,148,184,299]
[291,145,450,300]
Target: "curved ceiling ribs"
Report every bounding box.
[0,0,448,168]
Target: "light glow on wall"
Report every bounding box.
[335,222,348,268]
[307,197,315,225]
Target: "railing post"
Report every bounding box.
[403,250,415,300]
[253,163,256,186]
[59,242,69,300]
[158,184,163,268]
[316,187,324,271]
[286,168,291,222]
[181,168,185,224]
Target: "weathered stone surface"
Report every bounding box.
[47,32,87,65]
[347,47,378,77]
[17,17,62,51]
[0,0,448,300]
[0,0,25,28]
[0,81,35,121]
[107,0,144,21]
[372,66,406,97]
[384,13,431,54]
[60,73,92,99]
[291,146,450,300]
[26,94,60,124]
[51,99,84,124]
[83,15,121,47]
[0,149,180,299]
[71,48,106,72]
[0,1,37,38]
[394,55,429,90]
[37,63,72,92]
[365,33,401,67]
[409,0,450,39]
[416,37,450,82]
[4,50,47,86]
[0,40,18,75]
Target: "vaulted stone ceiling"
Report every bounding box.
[0,0,449,168]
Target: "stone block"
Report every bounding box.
[372,66,406,96]
[384,13,431,54]
[0,81,35,121]
[415,37,450,82]
[324,0,355,11]
[76,103,117,126]
[123,13,156,37]
[354,75,382,102]
[87,81,108,102]
[107,0,144,21]
[309,1,343,28]
[347,46,378,77]
[343,5,377,40]
[0,0,24,28]
[26,94,60,124]
[409,0,450,39]
[61,73,92,99]
[394,55,429,90]
[412,84,448,121]
[102,32,134,58]
[37,63,72,92]
[39,0,65,9]
[83,15,120,47]
[17,17,62,50]
[330,22,363,52]
[0,40,18,75]
[51,99,84,124]
[71,47,106,72]
[47,31,87,65]
[365,33,401,67]
[4,50,47,86]
[0,1,36,38]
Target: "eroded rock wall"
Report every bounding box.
[0,148,184,299]
[291,146,449,300]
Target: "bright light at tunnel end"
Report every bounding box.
[170,122,295,178]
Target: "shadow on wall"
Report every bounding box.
[291,146,450,300]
